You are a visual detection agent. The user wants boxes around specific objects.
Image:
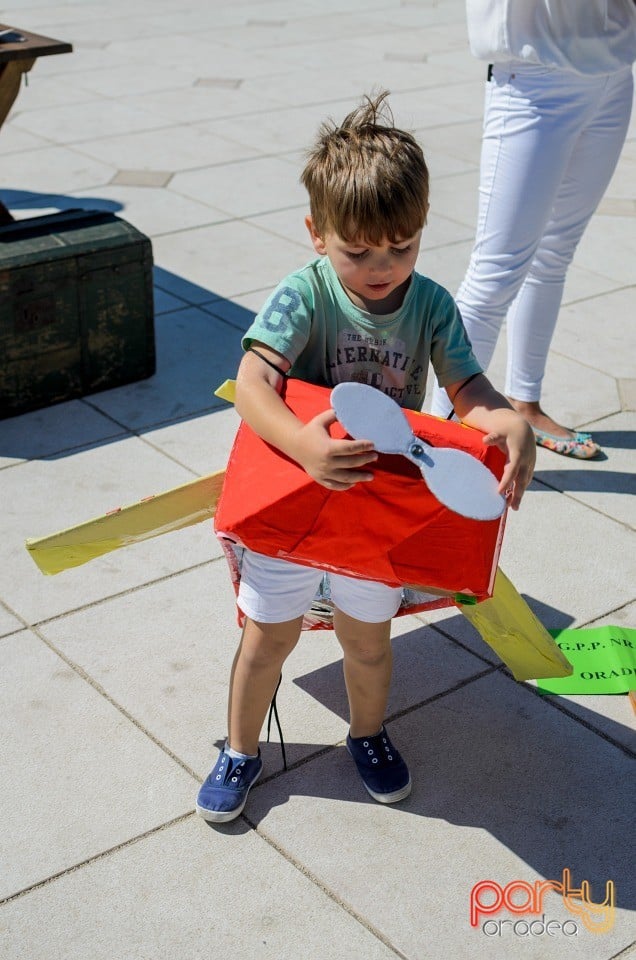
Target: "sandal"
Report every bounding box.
[531,426,601,460]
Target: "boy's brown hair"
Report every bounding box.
[301,91,429,245]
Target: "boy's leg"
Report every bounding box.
[227,615,303,755]
[333,608,392,738]
[197,617,302,823]
[331,579,410,804]
[197,550,321,823]
[227,549,325,753]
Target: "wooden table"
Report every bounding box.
[0,24,72,222]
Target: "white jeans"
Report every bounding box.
[431,62,633,416]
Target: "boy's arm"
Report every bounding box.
[234,342,378,490]
[446,373,536,511]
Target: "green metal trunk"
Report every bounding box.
[0,209,156,419]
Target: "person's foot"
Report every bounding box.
[506,399,581,439]
[346,726,411,803]
[507,398,601,459]
[196,748,262,823]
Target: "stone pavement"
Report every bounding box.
[0,1,634,958]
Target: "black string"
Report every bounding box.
[446,371,482,420]
[266,673,287,771]
[247,345,288,378]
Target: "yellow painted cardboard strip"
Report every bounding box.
[456,568,573,681]
[215,379,236,403]
[25,470,225,575]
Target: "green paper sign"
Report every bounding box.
[537,626,636,695]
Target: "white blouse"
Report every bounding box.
[465,0,636,74]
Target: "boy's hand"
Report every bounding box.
[482,417,536,511]
[295,409,378,490]
[449,374,536,511]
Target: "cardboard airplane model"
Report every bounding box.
[25,379,572,683]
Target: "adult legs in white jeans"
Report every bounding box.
[431,63,633,439]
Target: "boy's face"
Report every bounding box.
[306,216,422,315]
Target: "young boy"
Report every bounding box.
[196,92,535,823]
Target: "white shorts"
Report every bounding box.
[237,549,403,624]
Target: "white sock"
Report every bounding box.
[225,742,258,761]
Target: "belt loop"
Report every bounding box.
[487,63,493,82]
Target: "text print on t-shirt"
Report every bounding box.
[329,329,423,401]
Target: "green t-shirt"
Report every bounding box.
[243,257,481,411]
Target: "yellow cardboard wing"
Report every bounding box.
[455,568,573,681]
[25,375,235,575]
[25,470,225,576]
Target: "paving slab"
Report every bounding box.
[120,86,283,126]
[0,818,400,960]
[0,401,127,468]
[107,34,286,77]
[153,285,190,316]
[72,183,229,237]
[554,287,636,380]
[416,239,474,298]
[350,24,469,62]
[0,629,196,901]
[73,123,259,173]
[532,411,636,529]
[244,206,314,252]
[7,75,96,112]
[142,405,239,476]
[574,214,636,285]
[561,262,625,306]
[0,144,114,194]
[170,154,307,220]
[0,608,23,638]
[153,265,223,306]
[211,14,399,53]
[417,118,483,165]
[63,63,200,99]
[11,99,166,145]
[151,220,309,300]
[247,671,635,960]
[0,125,46,155]
[84,307,242,429]
[241,60,462,110]
[203,101,351,155]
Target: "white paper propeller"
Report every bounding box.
[331,382,506,521]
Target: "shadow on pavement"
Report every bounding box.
[534,468,636,495]
[237,618,636,910]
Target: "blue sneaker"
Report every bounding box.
[346,726,411,803]
[196,748,263,823]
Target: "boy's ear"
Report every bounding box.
[305,215,327,255]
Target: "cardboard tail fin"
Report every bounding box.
[455,568,573,681]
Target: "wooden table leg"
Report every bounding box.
[0,58,35,127]
[0,200,14,224]
[0,58,36,222]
